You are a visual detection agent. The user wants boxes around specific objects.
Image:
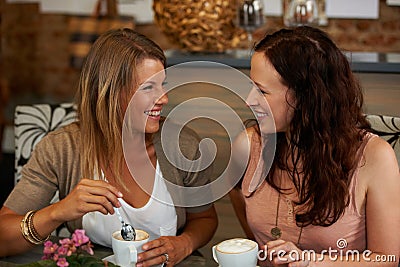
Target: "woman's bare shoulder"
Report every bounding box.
[362,136,399,188]
[234,126,258,150]
[231,126,259,166]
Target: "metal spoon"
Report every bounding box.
[114,207,136,241]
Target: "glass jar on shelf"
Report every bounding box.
[237,0,265,47]
[283,0,320,27]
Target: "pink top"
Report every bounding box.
[242,131,376,265]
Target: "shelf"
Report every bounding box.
[165,50,400,74]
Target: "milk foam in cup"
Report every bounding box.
[112,229,149,267]
[212,238,258,267]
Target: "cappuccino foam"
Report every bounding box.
[217,238,256,254]
[134,230,149,241]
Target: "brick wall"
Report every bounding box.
[0,0,399,121]
[1,1,79,102]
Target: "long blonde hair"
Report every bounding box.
[75,28,166,190]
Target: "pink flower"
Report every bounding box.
[80,242,94,255]
[43,240,54,249]
[59,238,75,256]
[59,238,73,246]
[56,257,69,267]
[52,253,59,261]
[43,240,58,254]
[57,246,70,256]
[72,229,89,247]
[42,241,59,260]
[41,229,95,265]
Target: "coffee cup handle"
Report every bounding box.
[128,245,137,263]
[212,245,219,264]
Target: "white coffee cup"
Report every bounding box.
[212,238,258,267]
[111,229,150,267]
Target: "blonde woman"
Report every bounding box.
[0,29,217,266]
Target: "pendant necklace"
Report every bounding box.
[271,191,304,245]
[271,192,282,239]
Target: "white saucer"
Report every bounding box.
[102,254,117,265]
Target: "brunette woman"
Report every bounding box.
[230,26,399,266]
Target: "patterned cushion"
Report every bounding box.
[14,103,77,184]
[366,114,400,166]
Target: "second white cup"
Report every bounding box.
[212,238,258,267]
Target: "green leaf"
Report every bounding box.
[67,261,81,267]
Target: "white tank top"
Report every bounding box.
[82,161,177,247]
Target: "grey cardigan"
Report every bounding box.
[5,121,213,233]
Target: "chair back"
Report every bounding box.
[14,103,77,184]
[366,114,400,167]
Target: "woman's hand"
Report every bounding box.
[136,235,191,267]
[49,178,123,223]
[136,207,218,267]
[267,239,310,267]
[0,178,123,257]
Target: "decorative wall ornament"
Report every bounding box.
[153,0,249,52]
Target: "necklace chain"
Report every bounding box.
[271,191,303,246]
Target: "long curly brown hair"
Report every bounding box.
[254,26,371,227]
